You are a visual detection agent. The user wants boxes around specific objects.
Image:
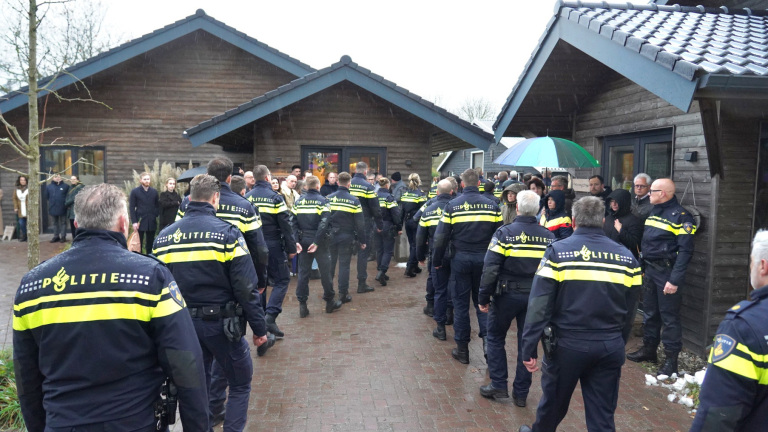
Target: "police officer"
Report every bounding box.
[416,179,455,340]
[690,230,768,431]
[13,184,208,431]
[328,172,367,302]
[292,175,343,317]
[374,177,402,285]
[246,165,302,338]
[177,157,270,425]
[627,178,696,376]
[154,174,271,432]
[518,197,642,432]
[432,168,502,364]
[349,162,382,293]
[400,173,427,278]
[477,191,555,407]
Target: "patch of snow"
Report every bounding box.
[667,393,676,402]
[679,397,694,408]
[395,263,408,268]
[695,369,706,385]
[645,374,657,386]
[657,374,669,381]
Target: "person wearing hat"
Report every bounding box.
[390,171,407,203]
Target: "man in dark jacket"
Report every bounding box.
[588,175,613,215]
[129,172,159,254]
[631,173,653,222]
[603,189,643,259]
[64,175,84,240]
[45,173,69,242]
[483,181,501,205]
[320,172,339,196]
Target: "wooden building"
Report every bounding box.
[494,1,768,354]
[183,55,494,186]
[0,10,492,230]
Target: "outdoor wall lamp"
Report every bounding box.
[275,157,282,164]
[405,159,412,166]
[684,151,697,162]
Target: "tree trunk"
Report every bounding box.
[26,0,40,270]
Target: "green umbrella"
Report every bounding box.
[493,137,600,168]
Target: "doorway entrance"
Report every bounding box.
[302,146,387,185]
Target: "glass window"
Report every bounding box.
[307,150,340,185]
[603,129,673,192]
[756,123,768,232]
[471,151,484,172]
[42,149,73,176]
[78,149,105,185]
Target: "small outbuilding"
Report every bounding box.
[494,1,768,353]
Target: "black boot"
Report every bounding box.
[479,383,509,400]
[414,266,422,274]
[256,333,276,357]
[657,351,679,377]
[299,302,309,318]
[357,280,375,293]
[423,301,434,317]
[432,324,446,341]
[445,307,454,326]
[50,236,60,243]
[325,299,342,313]
[451,342,469,364]
[340,292,352,303]
[265,314,284,338]
[376,270,387,286]
[404,265,417,278]
[627,343,658,363]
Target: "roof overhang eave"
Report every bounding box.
[495,14,702,141]
[697,74,768,98]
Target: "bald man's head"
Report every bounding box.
[650,178,675,205]
[437,179,453,195]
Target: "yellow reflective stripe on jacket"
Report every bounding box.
[709,342,768,384]
[154,242,244,263]
[349,187,376,199]
[330,203,362,213]
[419,215,441,228]
[14,290,163,311]
[292,206,327,215]
[218,212,262,231]
[400,194,426,203]
[252,202,288,214]
[13,288,181,331]
[645,216,697,235]
[378,198,398,209]
[489,242,547,258]
[448,214,503,224]
[536,261,642,287]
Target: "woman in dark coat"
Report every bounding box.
[540,189,573,240]
[158,177,182,230]
[603,188,643,258]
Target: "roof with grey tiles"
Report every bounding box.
[0,9,315,114]
[184,55,494,151]
[494,1,768,140]
[566,2,768,78]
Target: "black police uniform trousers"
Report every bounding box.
[405,218,419,268]
[451,251,488,343]
[486,289,532,397]
[532,335,625,432]
[296,239,335,302]
[431,256,452,324]
[329,239,354,295]
[138,230,155,255]
[642,265,683,353]
[356,217,373,281]
[263,239,290,316]
[192,319,253,432]
[425,255,435,304]
[209,359,228,420]
[375,221,395,271]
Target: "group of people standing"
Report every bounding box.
[16,157,768,432]
[13,173,85,243]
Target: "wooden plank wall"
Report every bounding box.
[572,77,713,353]
[706,101,760,341]
[0,30,299,229]
[250,82,434,187]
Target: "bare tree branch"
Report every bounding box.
[0,160,30,176]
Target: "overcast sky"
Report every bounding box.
[100,0,561,118]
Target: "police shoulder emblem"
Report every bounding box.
[683,222,694,234]
[168,281,185,307]
[237,236,249,254]
[711,334,736,363]
[489,236,499,250]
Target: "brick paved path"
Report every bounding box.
[0,240,694,431]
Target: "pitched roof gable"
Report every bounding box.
[0,9,315,114]
[184,55,494,151]
[494,1,768,142]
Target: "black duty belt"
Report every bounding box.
[188,305,222,320]
[645,258,674,270]
[496,278,534,295]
